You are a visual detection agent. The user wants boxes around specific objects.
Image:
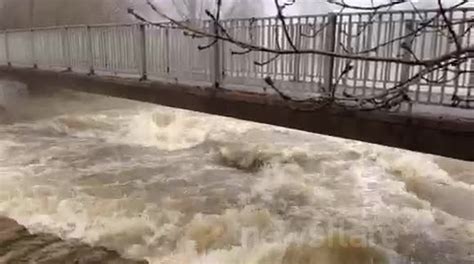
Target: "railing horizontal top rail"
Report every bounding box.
[2,23,141,33]
[1,6,472,33]
[333,6,474,16]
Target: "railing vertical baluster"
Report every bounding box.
[352,14,362,94]
[62,27,72,70]
[250,20,256,80]
[210,20,222,88]
[107,27,112,72]
[279,20,285,81]
[293,17,301,82]
[100,28,106,71]
[428,17,440,103]
[334,15,343,90]
[119,27,124,71]
[300,17,309,83]
[86,25,94,75]
[268,19,275,81]
[165,27,170,75]
[400,18,416,113]
[455,10,466,99]
[235,21,241,79]
[229,21,236,79]
[400,19,415,80]
[139,24,147,81]
[384,13,394,90]
[324,13,337,97]
[332,14,342,85]
[362,15,373,96]
[372,13,383,95]
[259,19,265,78]
[464,11,472,107]
[395,12,405,92]
[110,27,115,72]
[114,27,119,72]
[31,29,37,68]
[309,17,317,84]
[221,22,227,81]
[440,10,455,104]
[246,20,252,79]
[4,30,9,66]
[416,11,428,103]
[69,28,74,69]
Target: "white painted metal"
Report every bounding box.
[66,26,90,72]
[33,28,65,68]
[0,8,472,109]
[89,25,140,75]
[0,32,6,64]
[7,31,33,66]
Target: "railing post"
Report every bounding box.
[324,13,337,96]
[400,20,415,83]
[86,25,94,75]
[210,21,222,88]
[31,29,37,68]
[139,24,147,81]
[165,27,170,75]
[400,19,416,113]
[293,21,302,82]
[5,30,10,67]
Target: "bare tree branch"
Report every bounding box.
[129,0,473,111]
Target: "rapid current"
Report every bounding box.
[0,81,472,264]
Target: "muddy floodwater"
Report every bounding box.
[0,81,472,264]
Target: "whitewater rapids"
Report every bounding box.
[0,81,472,264]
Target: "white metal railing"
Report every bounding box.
[336,9,474,105]
[0,33,5,64]
[0,8,472,109]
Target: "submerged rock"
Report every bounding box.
[282,235,388,264]
[0,217,148,264]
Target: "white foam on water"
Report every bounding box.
[0,89,472,263]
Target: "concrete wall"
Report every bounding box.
[1,66,472,161]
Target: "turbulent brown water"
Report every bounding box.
[0,81,472,264]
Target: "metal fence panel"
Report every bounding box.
[7,31,33,66]
[409,9,473,105]
[336,13,407,96]
[65,26,90,72]
[145,25,169,79]
[167,24,212,83]
[335,9,473,106]
[33,28,65,68]
[221,16,330,95]
[90,25,141,75]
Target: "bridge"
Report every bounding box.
[0,8,473,161]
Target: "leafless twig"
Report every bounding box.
[129,0,473,111]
